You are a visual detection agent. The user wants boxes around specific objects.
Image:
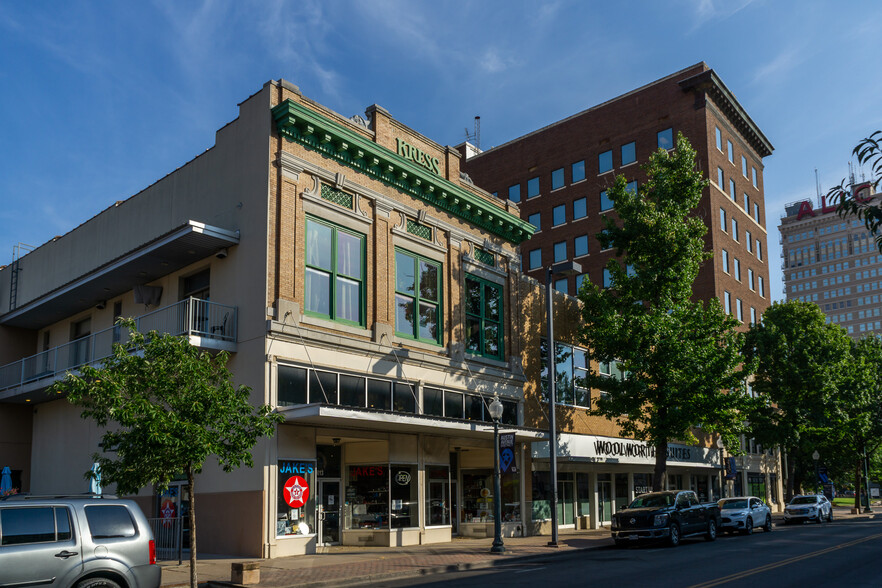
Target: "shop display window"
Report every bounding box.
[390,464,418,528]
[633,473,654,496]
[462,470,520,523]
[423,387,444,417]
[277,460,316,537]
[278,365,307,406]
[347,465,388,529]
[425,466,451,526]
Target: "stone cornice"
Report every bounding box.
[272,99,535,245]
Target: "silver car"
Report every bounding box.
[718,496,772,534]
[784,494,833,524]
[0,494,160,588]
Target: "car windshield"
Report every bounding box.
[628,493,674,508]
[790,496,818,505]
[719,499,748,509]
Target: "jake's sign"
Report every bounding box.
[396,138,440,175]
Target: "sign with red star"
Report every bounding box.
[283,475,310,508]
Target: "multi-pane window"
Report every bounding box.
[748,268,755,290]
[746,231,753,252]
[552,168,565,190]
[727,140,734,163]
[752,167,758,187]
[750,307,757,324]
[395,250,442,344]
[730,179,736,201]
[621,141,636,166]
[576,273,588,291]
[744,193,749,210]
[756,239,763,260]
[305,218,365,325]
[599,150,613,174]
[528,212,541,231]
[508,184,521,203]
[572,160,586,183]
[603,268,612,288]
[600,190,613,212]
[736,298,743,322]
[722,249,730,273]
[724,291,732,314]
[553,204,566,226]
[573,197,587,219]
[716,127,723,151]
[529,248,542,270]
[658,127,673,149]
[753,202,761,224]
[720,208,727,232]
[527,177,540,199]
[742,155,748,177]
[732,218,739,241]
[465,274,503,360]
[626,180,638,194]
[574,235,589,257]
[734,258,741,281]
[758,276,765,297]
[554,277,568,294]
[717,167,724,188]
[540,341,590,407]
[554,241,567,263]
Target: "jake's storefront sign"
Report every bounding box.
[532,433,720,468]
[396,138,441,175]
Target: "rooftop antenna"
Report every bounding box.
[464,116,481,150]
[849,161,856,188]
[815,168,821,202]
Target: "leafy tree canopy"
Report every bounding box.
[828,131,882,252]
[579,133,755,490]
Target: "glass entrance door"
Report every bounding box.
[598,475,612,524]
[318,479,340,545]
[557,479,575,525]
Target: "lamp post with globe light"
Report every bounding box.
[716,437,726,499]
[488,393,505,554]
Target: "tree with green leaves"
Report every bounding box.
[579,133,756,492]
[50,321,282,588]
[743,300,851,500]
[828,131,882,252]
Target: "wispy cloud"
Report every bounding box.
[688,0,757,31]
[751,46,804,86]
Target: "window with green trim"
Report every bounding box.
[464,274,503,360]
[395,250,442,344]
[305,217,365,326]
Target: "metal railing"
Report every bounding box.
[0,298,236,392]
[147,516,185,563]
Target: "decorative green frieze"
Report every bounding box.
[272,99,535,245]
[406,219,432,241]
[320,184,353,209]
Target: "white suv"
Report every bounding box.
[0,494,160,588]
[784,494,833,524]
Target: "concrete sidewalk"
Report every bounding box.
[160,506,881,588]
[160,529,611,588]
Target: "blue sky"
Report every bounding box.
[1,0,880,301]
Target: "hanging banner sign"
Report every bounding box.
[499,432,517,474]
[724,457,738,480]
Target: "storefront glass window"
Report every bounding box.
[339,374,365,408]
[531,471,551,521]
[423,387,444,417]
[633,473,653,496]
[278,365,307,406]
[426,466,450,526]
[390,465,418,528]
[347,465,388,529]
[445,391,463,419]
[367,379,391,410]
[462,470,520,523]
[393,383,416,413]
[748,473,766,500]
[309,370,337,404]
[576,473,591,516]
[277,460,316,537]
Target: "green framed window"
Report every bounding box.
[464,274,503,360]
[305,217,365,326]
[395,249,442,344]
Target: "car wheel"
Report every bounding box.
[706,519,717,541]
[743,516,753,535]
[668,523,681,547]
[764,515,772,532]
[76,579,122,588]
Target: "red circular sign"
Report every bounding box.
[282,475,310,508]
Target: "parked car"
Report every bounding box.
[611,490,721,547]
[0,494,160,588]
[783,494,833,524]
[718,496,772,534]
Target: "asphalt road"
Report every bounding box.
[377,517,882,588]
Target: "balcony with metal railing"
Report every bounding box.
[0,298,236,403]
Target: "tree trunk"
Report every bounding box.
[187,464,197,588]
[785,455,796,502]
[652,439,667,492]
[855,460,862,511]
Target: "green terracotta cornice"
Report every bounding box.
[272,99,535,245]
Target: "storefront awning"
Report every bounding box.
[279,404,544,442]
[532,433,721,470]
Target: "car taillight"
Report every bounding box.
[149,539,156,565]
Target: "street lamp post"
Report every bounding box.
[716,437,726,499]
[488,393,505,554]
[812,450,820,496]
[545,260,581,548]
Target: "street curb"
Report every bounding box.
[203,542,609,588]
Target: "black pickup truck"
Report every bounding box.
[610,490,721,547]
